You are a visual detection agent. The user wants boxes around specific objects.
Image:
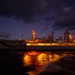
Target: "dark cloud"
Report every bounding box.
[53,7,75,29]
[53,14,75,30]
[0,0,48,23]
[0,0,33,18]
[0,0,75,29]
[52,0,75,30]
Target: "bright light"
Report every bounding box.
[23,54,31,65]
[26,42,75,46]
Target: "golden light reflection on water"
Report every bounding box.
[22,51,75,75]
[23,54,31,65]
[23,51,73,67]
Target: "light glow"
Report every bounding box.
[26,43,75,46]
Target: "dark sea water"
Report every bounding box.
[0,50,75,75]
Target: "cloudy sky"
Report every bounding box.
[0,0,75,39]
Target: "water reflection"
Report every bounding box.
[23,51,75,75]
[23,51,73,66]
[0,50,75,75]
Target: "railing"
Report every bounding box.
[0,40,26,50]
[0,40,75,51]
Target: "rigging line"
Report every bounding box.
[0,30,24,36]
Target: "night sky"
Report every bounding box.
[0,0,75,40]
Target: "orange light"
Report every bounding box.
[27,51,39,56]
[26,42,75,46]
[23,54,31,65]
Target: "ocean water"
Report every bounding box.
[0,50,75,75]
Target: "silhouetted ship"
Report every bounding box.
[0,29,75,52]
